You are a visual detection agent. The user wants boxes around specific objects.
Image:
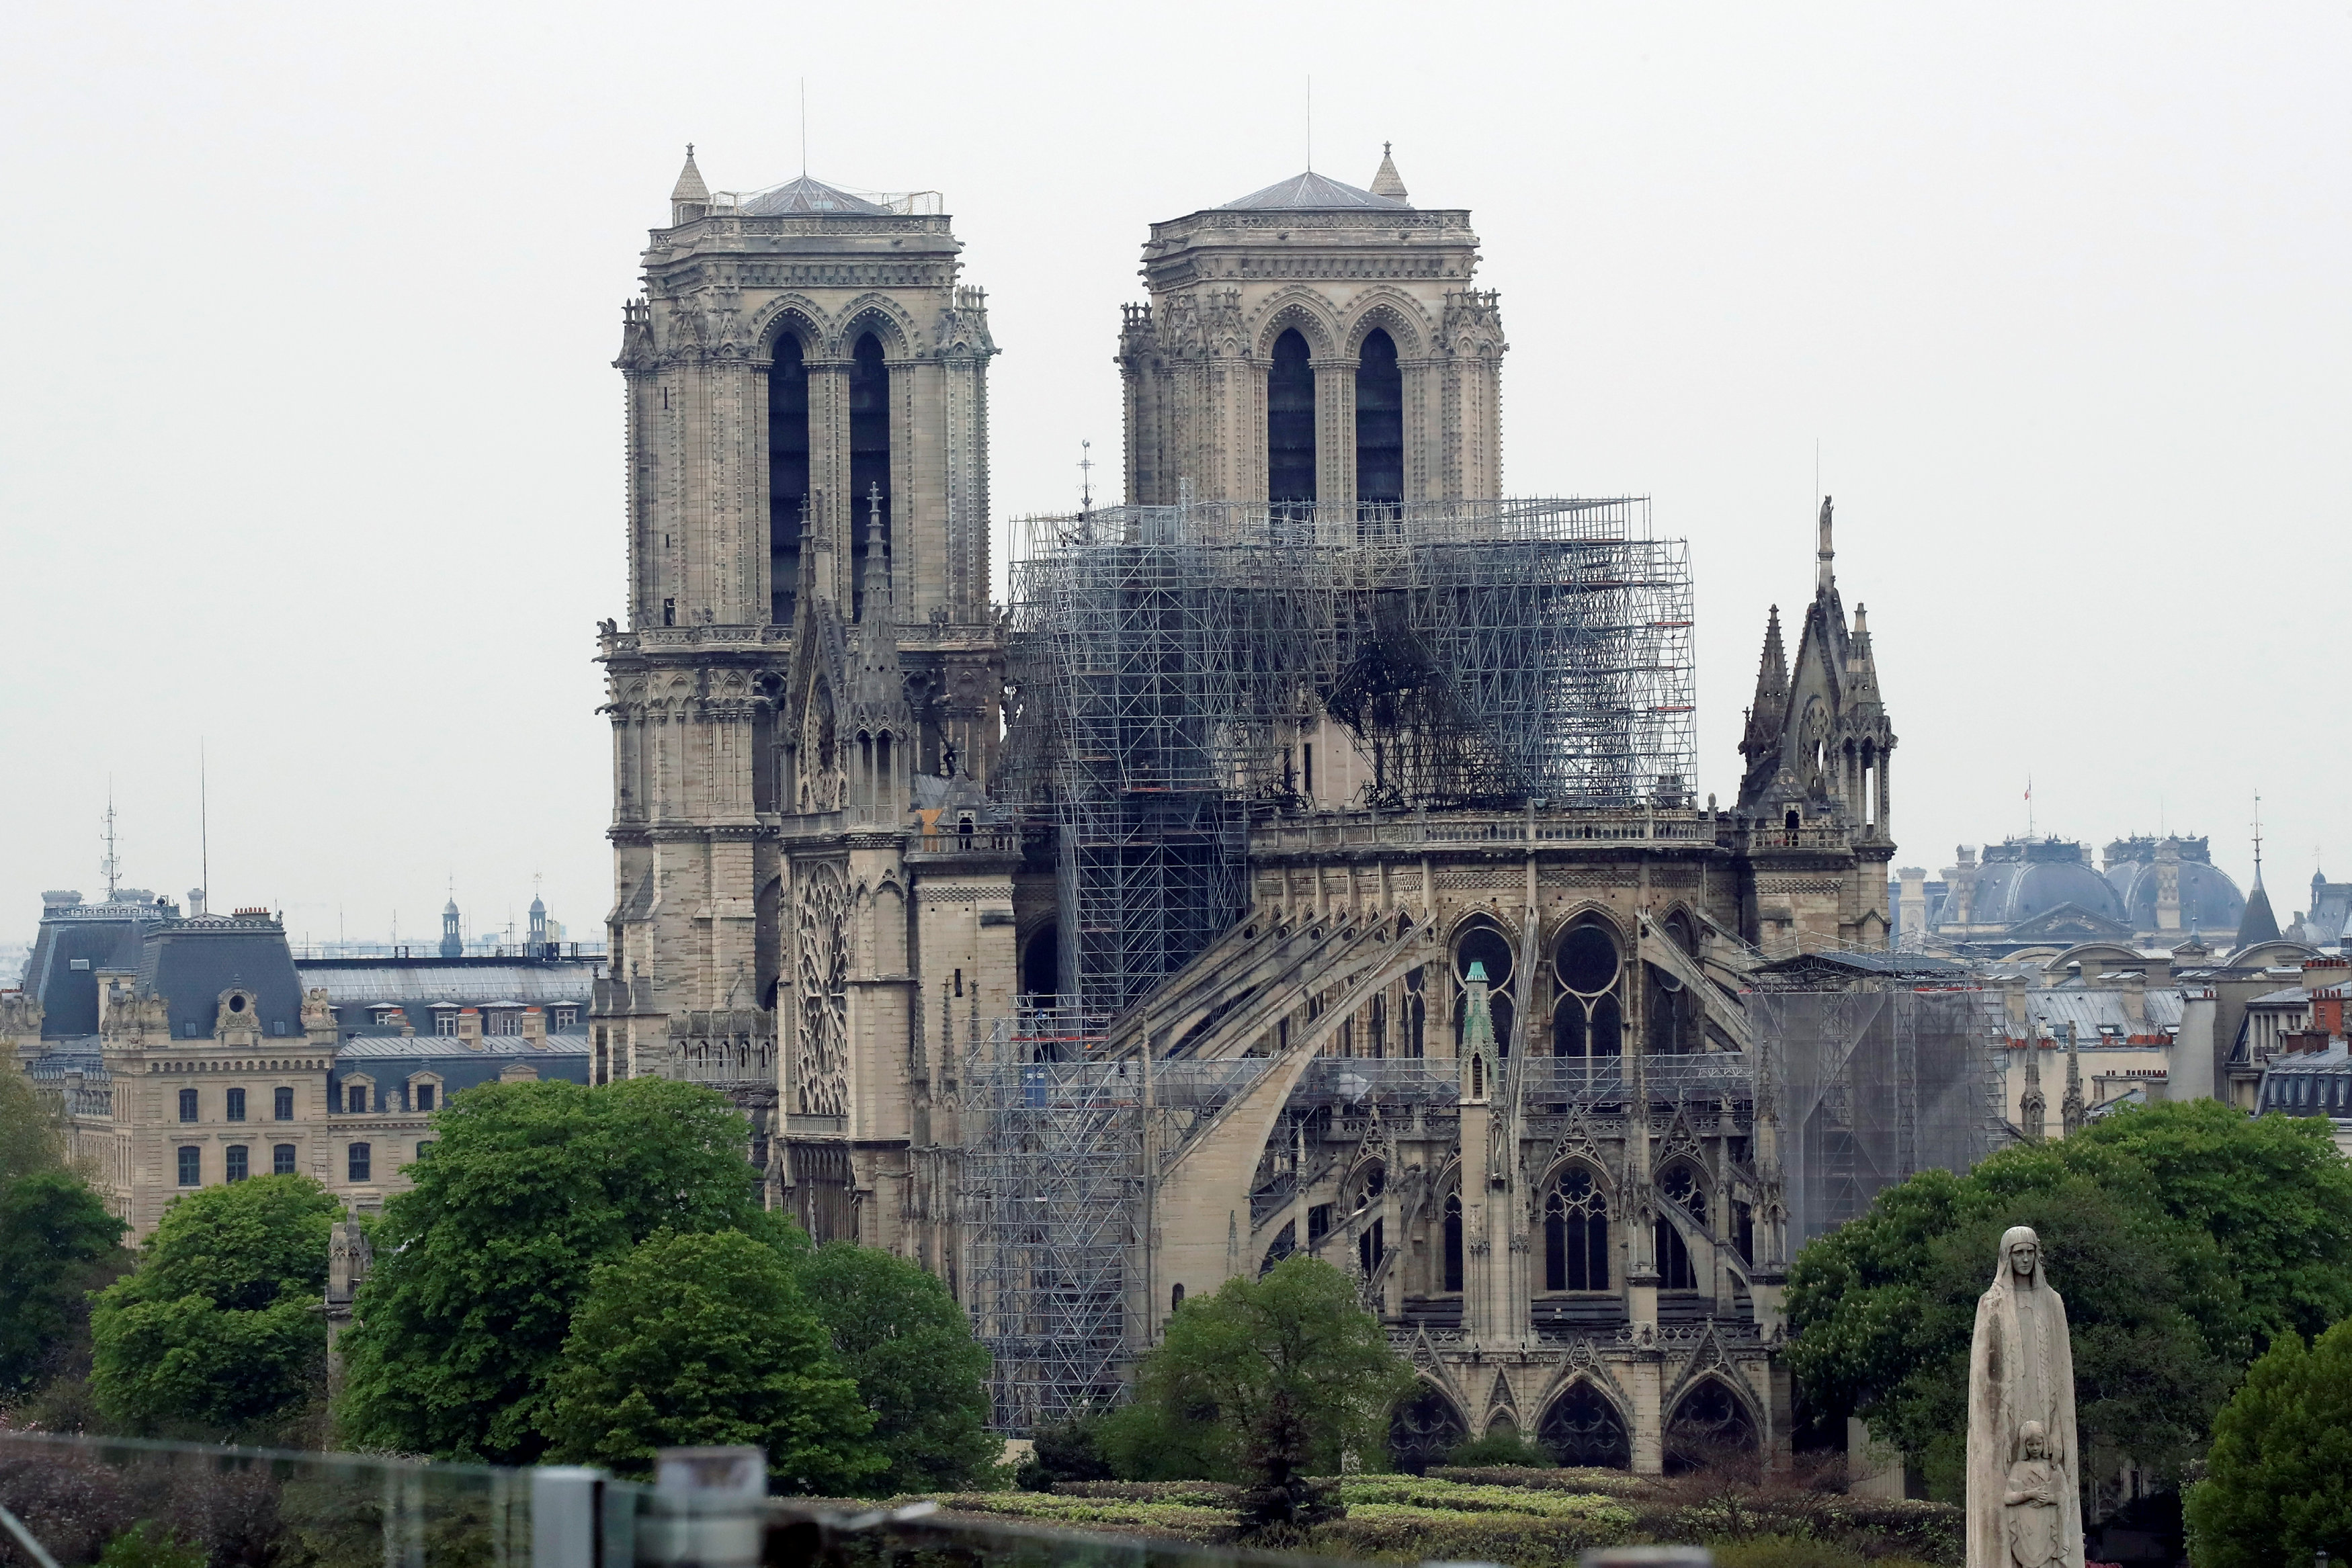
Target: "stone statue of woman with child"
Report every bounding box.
[1967,1225,2083,1568]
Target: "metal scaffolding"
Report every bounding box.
[1749,981,2008,1245]
[1006,498,1695,1012]
[960,1018,1139,1433]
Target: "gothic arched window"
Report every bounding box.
[1666,1379,1757,1474]
[1540,1383,1631,1469]
[1453,922,1515,1057]
[848,331,891,622]
[1552,919,1623,1060]
[1355,329,1403,520]
[1267,329,1316,519]
[1544,1166,1611,1291]
[1390,1384,1469,1476]
[769,334,810,623]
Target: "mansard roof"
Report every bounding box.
[739,175,890,216]
[1222,171,1409,211]
[132,914,306,1041]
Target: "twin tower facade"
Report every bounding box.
[590,150,1524,1205]
[592,146,1900,1469]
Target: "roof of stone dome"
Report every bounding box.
[1220,170,1409,212]
[739,175,889,216]
[1968,839,2130,928]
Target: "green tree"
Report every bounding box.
[0,1168,128,1395]
[0,1066,71,1188]
[1106,1254,1415,1514]
[1786,1101,2351,1495]
[794,1242,999,1493]
[89,1175,338,1436]
[1014,1410,1114,1490]
[94,1522,208,1568]
[337,1077,790,1463]
[2185,1317,2352,1568]
[2063,1098,2352,1346]
[546,1228,881,1492]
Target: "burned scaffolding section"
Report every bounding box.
[1747,951,2010,1245]
[1004,498,1695,1014]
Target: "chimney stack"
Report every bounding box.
[522,1008,548,1049]
[457,1008,483,1051]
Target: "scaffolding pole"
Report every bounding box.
[1007,498,1695,1014]
[1750,983,2007,1244]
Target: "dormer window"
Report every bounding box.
[433,1006,460,1037]
[552,1006,577,1029]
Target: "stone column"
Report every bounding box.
[806,359,853,606]
[1876,747,1893,842]
[708,356,758,625]
[1626,1354,1665,1475]
[1313,357,1357,532]
[1400,358,1439,503]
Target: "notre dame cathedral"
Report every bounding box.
[591,145,1899,1473]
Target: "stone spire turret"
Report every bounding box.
[1369,142,1409,203]
[1740,605,1789,767]
[2019,1027,2047,1141]
[2060,1020,2086,1137]
[1845,602,1882,705]
[670,144,711,224]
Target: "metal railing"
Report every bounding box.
[1251,809,1726,855]
[0,1436,1388,1568]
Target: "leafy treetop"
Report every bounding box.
[794,1240,1000,1494]
[337,1077,790,1463]
[1786,1101,2352,1494]
[90,1174,339,1436]
[1107,1254,1415,1486]
[2185,1315,2352,1568]
[546,1227,880,1493]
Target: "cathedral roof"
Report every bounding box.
[1221,170,1409,212]
[739,175,890,216]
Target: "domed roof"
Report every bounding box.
[1970,839,2129,927]
[2105,852,2245,934]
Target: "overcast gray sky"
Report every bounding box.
[3,1,2347,949]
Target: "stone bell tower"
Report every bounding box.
[595,149,1015,1248]
[1117,147,1506,509]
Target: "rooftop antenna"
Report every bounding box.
[101,779,121,900]
[1305,77,1312,171]
[2025,773,2033,840]
[199,739,210,910]
[1077,439,1095,513]
[800,78,807,176]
